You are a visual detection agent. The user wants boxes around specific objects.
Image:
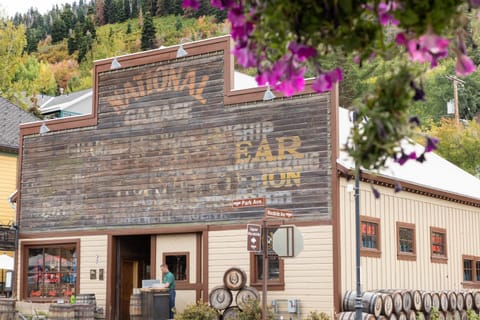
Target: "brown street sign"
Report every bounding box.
[232,197,265,208]
[265,208,294,219]
[247,224,262,252]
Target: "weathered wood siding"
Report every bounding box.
[0,152,16,225]
[208,226,334,318]
[340,178,480,292]
[20,51,331,232]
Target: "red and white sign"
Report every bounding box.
[232,197,265,208]
[265,208,294,219]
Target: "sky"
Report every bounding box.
[0,0,77,17]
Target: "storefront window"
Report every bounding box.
[26,243,77,299]
[164,253,188,281]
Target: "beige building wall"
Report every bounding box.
[208,225,334,318]
[156,233,198,312]
[340,178,480,293]
[0,152,16,225]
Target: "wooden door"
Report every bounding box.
[120,260,134,320]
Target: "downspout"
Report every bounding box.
[8,190,17,210]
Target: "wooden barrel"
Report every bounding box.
[387,292,403,315]
[379,294,394,317]
[459,310,467,320]
[49,304,75,319]
[445,292,457,311]
[452,310,461,320]
[397,311,407,320]
[75,304,95,320]
[422,292,433,314]
[411,290,422,311]
[76,294,96,306]
[223,267,247,291]
[432,293,440,311]
[0,299,15,312]
[463,292,473,310]
[406,310,416,320]
[445,311,453,320]
[400,291,412,313]
[439,292,449,312]
[209,286,233,310]
[343,291,382,317]
[129,293,142,320]
[222,306,241,320]
[388,313,397,320]
[473,291,480,310]
[236,286,259,307]
[337,312,376,320]
[456,292,464,311]
[438,311,446,320]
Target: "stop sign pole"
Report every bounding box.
[261,217,268,320]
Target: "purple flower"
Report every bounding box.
[312,68,343,93]
[228,3,246,27]
[288,42,317,62]
[232,43,257,67]
[409,116,421,127]
[397,32,449,68]
[410,81,425,101]
[378,1,399,26]
[210,0,235,9]
[182,0,200,9]
[396,150,416,165]
[394,182,402,193]
[456,54,477,76]
[416,153,426,163]
[470,0,480,7]
[425,137,439,153]
[371,185,381,199]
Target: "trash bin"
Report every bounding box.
[141,288,170,320]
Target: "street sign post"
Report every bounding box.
[232,197,265,208]
[247,224,262,252]
[264,208,294,219]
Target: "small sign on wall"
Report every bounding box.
[90,269,97,280]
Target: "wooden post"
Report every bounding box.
[262,218,268,320]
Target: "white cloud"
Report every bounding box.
[0,0,77,17]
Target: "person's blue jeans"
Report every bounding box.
[169,290,176,319]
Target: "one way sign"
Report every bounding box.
[247,224,262,252]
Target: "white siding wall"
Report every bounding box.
[340,178,480,293]
[209,225,334,318]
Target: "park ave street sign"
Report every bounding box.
[232,197,265,208]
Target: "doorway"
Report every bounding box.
[114,235,151,320]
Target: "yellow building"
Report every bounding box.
[0,96,38,236]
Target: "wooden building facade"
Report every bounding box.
[15,36,480,319]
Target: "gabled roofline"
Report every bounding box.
[336,163,480,208]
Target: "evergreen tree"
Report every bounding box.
[141,12,156,50]
[51,17,67,43]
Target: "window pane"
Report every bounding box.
[431,232,445,255]
[361,221,378,249]
[256,255,280,281]
[399,227,414,253]
[476,261,480,281]
[27,245,77,299]
[464,259,473,281]
[165,255,187,281]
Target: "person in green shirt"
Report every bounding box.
[161,264,176,319]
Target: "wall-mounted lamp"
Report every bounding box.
[110,57,121,70]
[263,86,275,101]
[176,45,188,58]
[39,121,50,134]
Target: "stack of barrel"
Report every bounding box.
[0,298,15,320]
[209,267,260,320]
[49,293,98,319]
[340,290,480,320]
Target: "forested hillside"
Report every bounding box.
[2,0,227,106]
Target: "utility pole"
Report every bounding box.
[446,75,465,125]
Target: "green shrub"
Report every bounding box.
[237,299,274,320]
[304,311,331,320]
[175,301,219,320]
[467,309,480,320]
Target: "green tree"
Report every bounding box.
[141,12,157,50]
[425,119,480,177]
[0,21,26,99]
